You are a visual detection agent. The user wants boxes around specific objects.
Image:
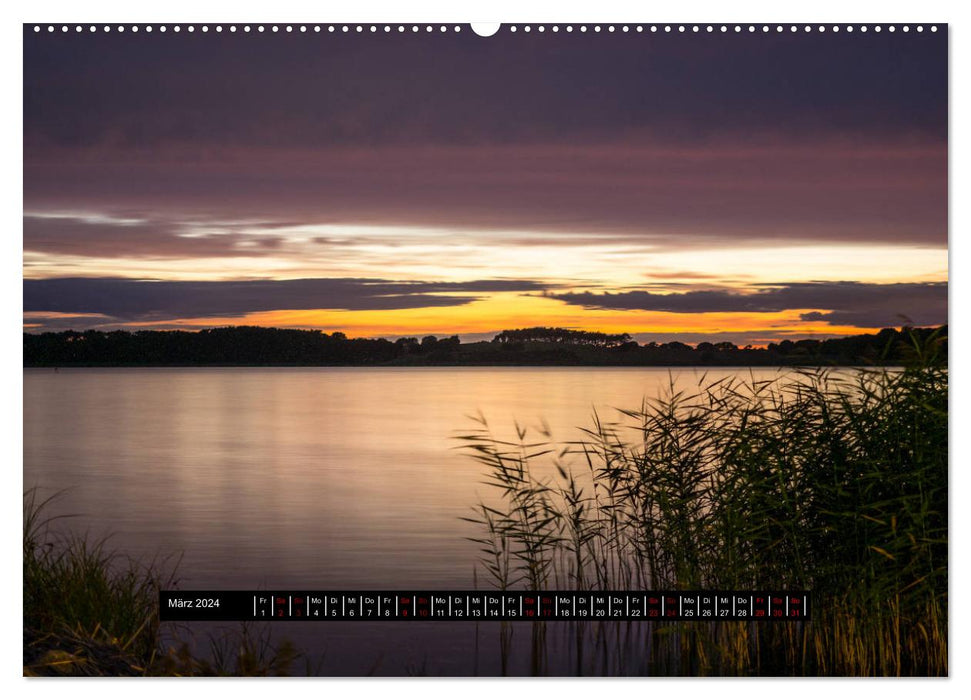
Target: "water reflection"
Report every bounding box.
[25,366,793,675]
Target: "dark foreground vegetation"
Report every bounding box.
[457,329,947,675]
[23,490,306,676]
[24,324,946,367]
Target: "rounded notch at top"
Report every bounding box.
[471,23,501,37]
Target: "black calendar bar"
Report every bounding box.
[159,591,810,622]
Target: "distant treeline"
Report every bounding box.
[493,328,632,347]
[23,324,947,367]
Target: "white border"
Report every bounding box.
[4,2,965,700]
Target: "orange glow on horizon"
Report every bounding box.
[108,293,884,344]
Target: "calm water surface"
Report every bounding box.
[24,366,794,675]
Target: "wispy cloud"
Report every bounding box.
[22,213,289,259]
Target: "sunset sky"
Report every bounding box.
[23,25,947,344]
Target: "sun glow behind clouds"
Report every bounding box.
[21,211,947,340]
[98,292,876,343]
[22,214,948,339]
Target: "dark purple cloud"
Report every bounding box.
[23,27,946,150]
[24,142,946,247]
[552,281,948,327]
[23,27,947,249]
[23,276,548,321]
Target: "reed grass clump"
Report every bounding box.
[23,488,304,676]
[23,488,172,675]
[457,331,947,676]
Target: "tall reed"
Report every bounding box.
[456,331,947,675]
[23,488,306,676]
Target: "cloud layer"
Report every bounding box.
[553,281,948,328]
[24,143,946,252]
[24,29,947,248]
[24,278,948,331]
[24,277,547,321]
[24,29,946,150]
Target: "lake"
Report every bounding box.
[23,366,804,675]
